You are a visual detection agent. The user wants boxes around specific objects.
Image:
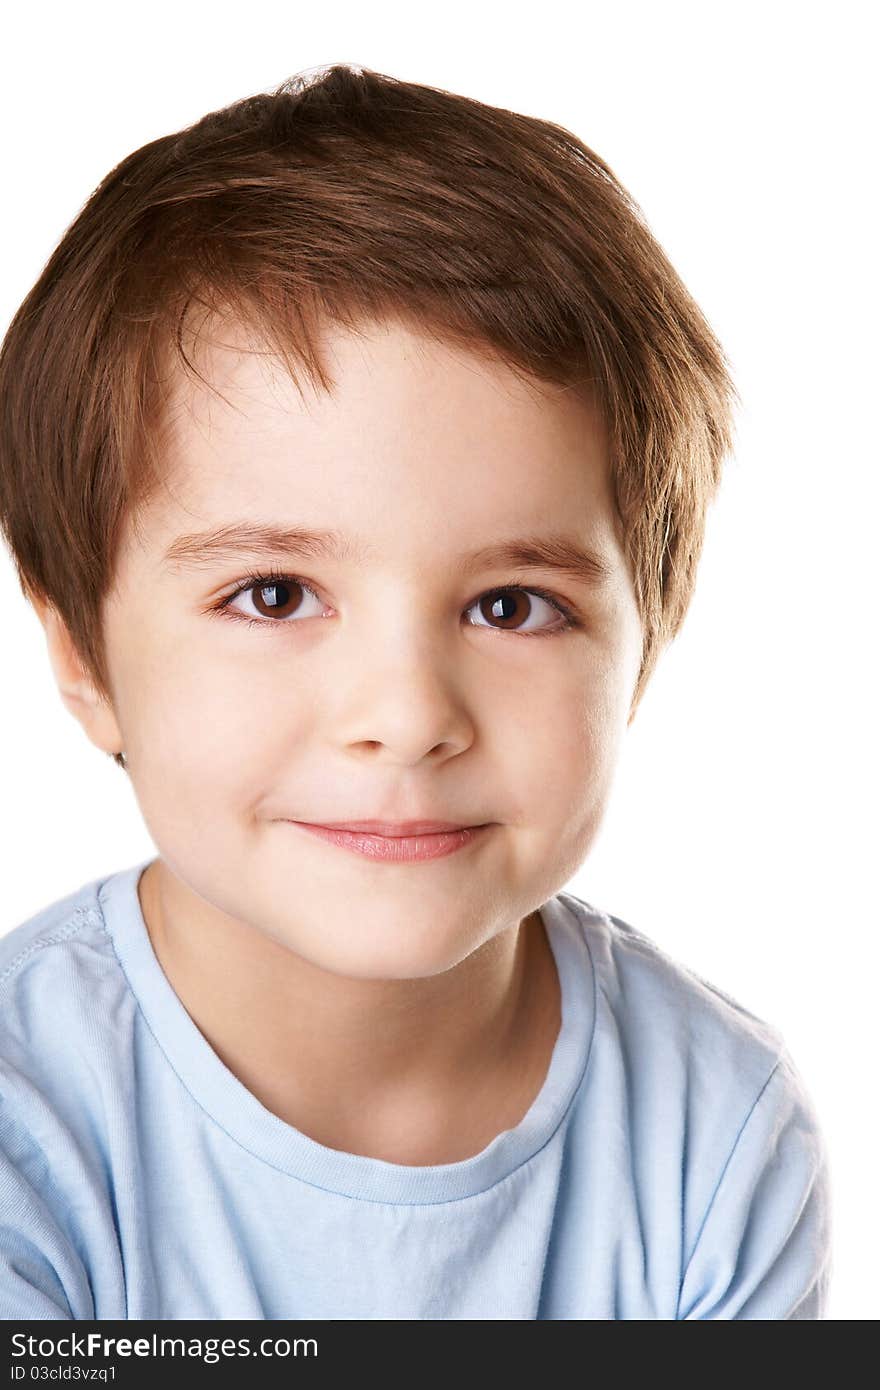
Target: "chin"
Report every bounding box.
[301,922,479,983]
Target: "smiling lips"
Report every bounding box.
[283,819,492,862]
[308,819,479,836]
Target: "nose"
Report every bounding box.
[328,628,476,765]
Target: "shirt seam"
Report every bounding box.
[0,907,106,993]
[676,1056,783,1315]
[0,1099,92,1319]
[532,893,599,1314]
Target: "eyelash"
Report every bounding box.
[211,568,582,638]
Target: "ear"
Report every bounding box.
[28,592,125,761]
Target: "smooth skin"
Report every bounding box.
[31,314,644,1164]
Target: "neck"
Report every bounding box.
[137,858,560,1163]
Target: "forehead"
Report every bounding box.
[140,312,622,560]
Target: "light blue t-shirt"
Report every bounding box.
[0,858,832,1320]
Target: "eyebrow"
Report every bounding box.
[163,523,618,587]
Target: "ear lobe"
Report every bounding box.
[33,602,125,760]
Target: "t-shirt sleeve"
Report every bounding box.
[676,1047,833,1320]
[0,1115,88,1320]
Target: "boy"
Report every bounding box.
[0,64,831,1319]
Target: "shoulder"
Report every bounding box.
[675,1046,833,1317]
[0,870,133,1320]
[557,886,785,1091]
[0,869,134,1116]
[0,869,121,1019]
[556,888,832,1317]
[0,870,112,977]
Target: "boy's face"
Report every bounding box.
[54,315,643,979]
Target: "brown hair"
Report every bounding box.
[0,63,737,771]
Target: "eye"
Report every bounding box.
[213,573,580,637]
[466,586,579,637]
[218,573,325,626]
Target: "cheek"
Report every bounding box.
[518,663,623,815]
[503,670,621,902]
[121,640,314,787]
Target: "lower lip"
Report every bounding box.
[283,821,492,862]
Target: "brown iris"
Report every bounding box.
[479,589,532,630]
[250,579,304,620]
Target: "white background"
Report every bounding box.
[1,0,876,1319]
